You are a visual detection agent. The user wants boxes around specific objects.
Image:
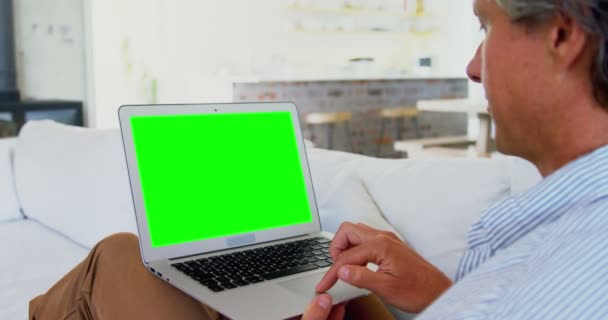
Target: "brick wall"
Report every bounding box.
[234,78,468,157]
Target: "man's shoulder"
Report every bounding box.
[421,195,608,319]
[548,195,608,237]
[490,200,608,317]
[507,196,608,272]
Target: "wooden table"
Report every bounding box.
[416,98,492,157]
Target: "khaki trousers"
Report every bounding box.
[29,233,394,320]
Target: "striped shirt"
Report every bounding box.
[419,145,608,319]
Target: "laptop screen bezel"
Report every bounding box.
[118,102,322,263]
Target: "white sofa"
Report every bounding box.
[0,121,542,319]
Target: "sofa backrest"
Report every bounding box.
[0,138,21,222]
[14,121,137,248]
[355,156,540,278]
[11,121,542,279]
[301,148,541,278]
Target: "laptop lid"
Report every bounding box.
[118,102,322,264]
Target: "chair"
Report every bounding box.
[394,135,477,158]
[305,111,354,151]
[402,98,493,158]
[0,119,17,138]
[376,107,420,157]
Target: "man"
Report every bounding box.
[30,0,608,319]
[310,0,608,318]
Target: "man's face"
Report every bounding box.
[467,0,553,158]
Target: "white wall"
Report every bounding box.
[11,0,482,128]
[87,0,286,128]
[84,0,482,128]
[13,0,85,101]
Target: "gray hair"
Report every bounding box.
[495,0,608,108]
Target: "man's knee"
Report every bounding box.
[98,232,138,248]
[95,232,140,262]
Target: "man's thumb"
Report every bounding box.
[302,294,333,320]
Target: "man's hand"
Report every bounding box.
[316,223,452,313]
[301,294,346,320]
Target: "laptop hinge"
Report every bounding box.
[168,233,317,261]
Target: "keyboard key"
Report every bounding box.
[260,266,277,273]
[215,276,230,283]
[208,285,225,292]
[227,274,243,281]
[200,279,218,287]
[260,264,319,280]
[238,271,254,278]
[245,276,264,283]
[221,282,238,289]
[306,257,318,263]
[233,279,250,287]
[172,263,190,273]
[223,267,239,275]
[314,261,331,268]
[213,271,228,277]
[195,273,215,281]
[209,256,224,263]
[296,259,309,266]
[192,268,213,276]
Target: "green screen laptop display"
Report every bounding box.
[130,112,313,248]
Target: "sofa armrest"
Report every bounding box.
[0,138,22,222]
[14,121,137,248]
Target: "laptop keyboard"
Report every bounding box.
[171,237,333,292]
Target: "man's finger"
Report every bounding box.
[316,263,341,293]
[329,223,364,259]
[301,294,333,320]
[317,240,383,292]
[337,265,392,294]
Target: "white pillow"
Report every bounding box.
[504,156,542,196]
[14,121,137,248]
[358,157,540,279]
[307,149,402,236]
[0,138,22,222]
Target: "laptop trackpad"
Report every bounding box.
[278,272,369,304]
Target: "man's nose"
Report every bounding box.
[467,43,482,83]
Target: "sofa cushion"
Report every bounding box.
[358,156,540,279]
[307,148,402,237]
[0,138,21,222]
[0,220,89,320]
[11,120,543,282]
[14,121,137,248]
[504,155,542,196]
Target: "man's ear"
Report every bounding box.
[548,13,589,71]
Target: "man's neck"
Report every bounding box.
[534,142,608,177]
[532,101,608,177]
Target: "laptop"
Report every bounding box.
[118,102,369,319]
